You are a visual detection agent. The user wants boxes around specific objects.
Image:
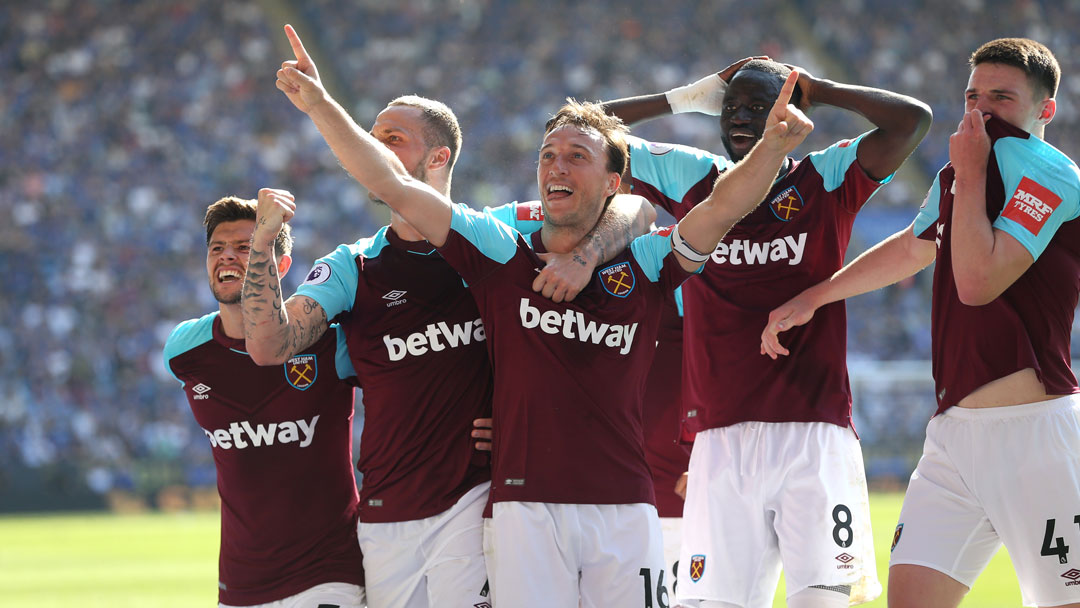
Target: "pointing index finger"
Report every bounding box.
[774,69,800,110]
[284,24,311,63]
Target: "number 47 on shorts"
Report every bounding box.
[1041,515,1080,564]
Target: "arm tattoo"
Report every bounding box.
[241,239,327,358]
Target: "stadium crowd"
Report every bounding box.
[2,0,1077,505]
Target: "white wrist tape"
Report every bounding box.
[670,223,712,264]
[665,73,728,116]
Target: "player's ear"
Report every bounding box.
[428,146,451,171]
[606,171,621,198]
[1038,98,1056,125]
[277,254,293,279]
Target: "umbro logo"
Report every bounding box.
[383,290,408,307]
[1063,569,1080,582]
[192,383,211,400]
[835,552,855,570]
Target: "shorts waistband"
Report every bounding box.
[941,393,1080,421]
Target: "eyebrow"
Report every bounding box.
[967,87,1019,97]
[539,142,594,153]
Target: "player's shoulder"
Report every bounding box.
[355,225,393,259]
[628,135,732,166]
[998,135,1080,201]
[164,311,218,361]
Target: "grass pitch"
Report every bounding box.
[0,493,1019,607]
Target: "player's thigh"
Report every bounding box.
[488,501,578,608]
[975,396,1080,607]
[773,424,880,604]
[889,415,1000,590]
[357,519,427,608]
[579,503,666,608]
[678,426,782,606]
[887,564,968,608]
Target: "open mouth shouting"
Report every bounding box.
[546,183,574,201]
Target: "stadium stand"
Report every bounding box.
[2,0,1076,509]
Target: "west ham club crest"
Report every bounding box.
[599,262,635,297]
[285,354,317,390]
[769,186,804,222]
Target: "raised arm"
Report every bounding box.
[671,71,812,272]
[601,57,763,126]
[532,193,657,302]
[242,188,329,365]
[791,67,932,180]
[948,109,1033,305]
[276,25,453,246]
[760,222,936,358]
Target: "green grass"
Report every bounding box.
[0,493,1021,606]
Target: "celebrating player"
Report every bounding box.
[275,23,811,606]
[762,38,1080,608]
[163,195,366,608]
[243,25,654,608]
[601,58,932,607]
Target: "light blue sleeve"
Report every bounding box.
[629,228,703,282]
[912,168,946,237]
[627,135,731,204]
[807,132,892,192]
[449,203,523,264]
[332,324,357,381]
[295,232,388,319]
[486,201,544,236]
[990,137,1080,260]
[162,313,217,387]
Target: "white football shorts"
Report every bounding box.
[219,582,366,608]
[485,501,666,608]
[356,482,489,608]
[890,395,1080,607]
[678,421,880,607]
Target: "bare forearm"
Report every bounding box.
[303,98,452,244]
[242,241,326,365]
[811,80,931,179]
[950,174,1004,304]
[574,195,657,266]
[679,142,787,253]
[807,225,934,308]
[601,94,672,126]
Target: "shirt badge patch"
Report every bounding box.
[769,186,804,221]
[891,523,903,553]
[302,262,332,286]
[285,354,317,390]
[1001,176,1062,236]
[646,142,674,156]
[599,262,635,297]
[689,554,706,582]
[517,201,544,222]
